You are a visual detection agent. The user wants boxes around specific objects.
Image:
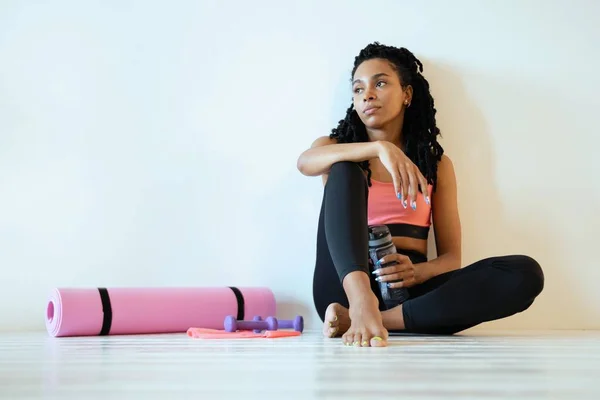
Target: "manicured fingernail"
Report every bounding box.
[375,260,382,266]
[372,336,383,341]
[353,341,359,346]
[362,341,369,346]
[372,269,381,275]
[425,196,430,205]
[375,277,381,282]
[411,200,417,210]
[397,192,402,200]
[402,199,408,208]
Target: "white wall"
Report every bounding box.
[1,0,598,333]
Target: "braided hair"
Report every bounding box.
[330,42,444,189]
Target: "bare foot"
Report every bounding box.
[323,303,350,338]
[343,293,388,347]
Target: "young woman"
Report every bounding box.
[297,42,544,348]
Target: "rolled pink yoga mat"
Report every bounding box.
[45,287,276,337]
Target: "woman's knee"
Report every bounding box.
[508,255,545,299]
[328,161,366,181]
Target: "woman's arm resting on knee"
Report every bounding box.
[418,155,462,280]
[296,136,380,178]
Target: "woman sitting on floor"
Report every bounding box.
[296,42,544,347]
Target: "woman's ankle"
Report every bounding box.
[342,271,378,306]
[382,305,406,330]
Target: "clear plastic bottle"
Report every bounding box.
[368,224,410,309]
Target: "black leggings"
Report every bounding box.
[312,161,545,335]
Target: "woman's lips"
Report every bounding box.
[364,106,381,115]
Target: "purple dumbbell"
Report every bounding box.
[224,315,278,332]
[277,316,304,332]
[252,316,263,333]
[250,316,303,333]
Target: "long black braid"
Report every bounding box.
[330,42,444,190]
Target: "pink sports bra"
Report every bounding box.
[368,178,432,239]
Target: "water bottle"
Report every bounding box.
[368,224,410,309]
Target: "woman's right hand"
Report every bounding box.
[377,141,430,209]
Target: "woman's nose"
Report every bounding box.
[363,92,376,101]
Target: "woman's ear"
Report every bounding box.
[405,85,414,106]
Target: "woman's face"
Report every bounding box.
[352,58,411,129]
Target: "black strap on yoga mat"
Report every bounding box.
[228,286,245,321]
[98,288,113,336]
[97,287,244,335]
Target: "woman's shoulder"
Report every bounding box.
[436,154,456,187]
[438,154,454,170]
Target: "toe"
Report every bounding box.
[360,333,370,347]
[342,332,352,346]
[324,305,338,323]
[370,334,388,347]
[323,323,336,338]
[329,326,339,337]
[322,323,330,338]
[323,306,341,338]
[323,322,339,338]
[328,315,339,329]
[353,333,362,347]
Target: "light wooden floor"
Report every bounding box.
[1,330,599,399]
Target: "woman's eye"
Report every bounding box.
[376,81,387,87]
[353,87,363,94]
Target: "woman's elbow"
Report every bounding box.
[296,153,310,176]
[296,152,321,176]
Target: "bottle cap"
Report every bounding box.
[368,225,391,246]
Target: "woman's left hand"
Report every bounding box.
[372,254,422,289]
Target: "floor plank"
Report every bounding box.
[1,330,599,399]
